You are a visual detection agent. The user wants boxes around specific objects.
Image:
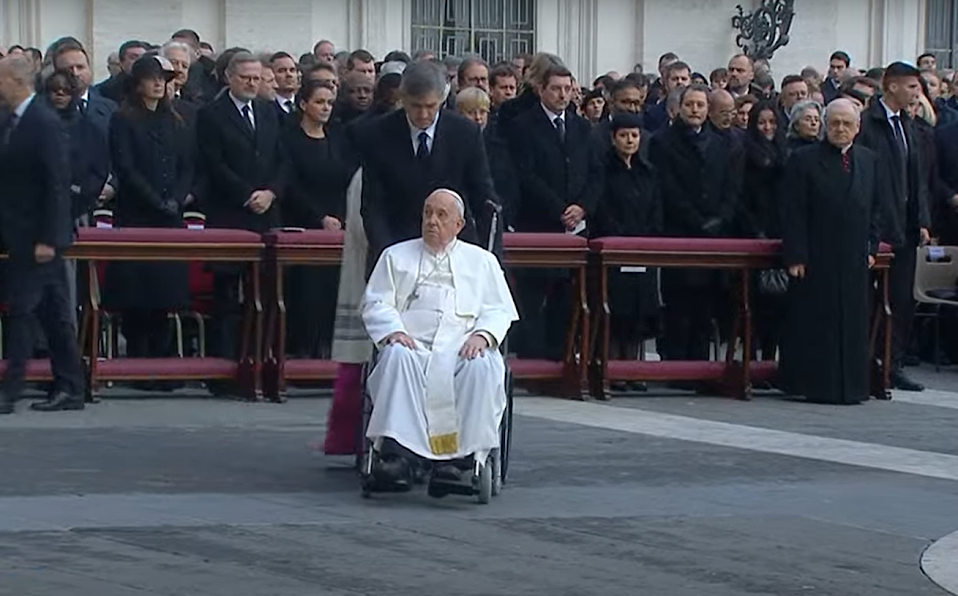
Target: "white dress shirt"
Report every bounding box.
[230,92,256,129]
[409,112,440,154]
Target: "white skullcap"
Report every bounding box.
[430,188,465,218]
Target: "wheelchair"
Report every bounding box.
[357,201,513,504]
[358,357,514,504]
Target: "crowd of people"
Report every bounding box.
[0,29,953,421]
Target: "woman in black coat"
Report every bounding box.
[105,55,193,364]
[281,79,356,358]
[43,69,111,222]
[740,101,787,360]
[591,114,663,367]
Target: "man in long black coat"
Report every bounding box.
[855,62,929,392]
[647,84,738,362]
[354,60,497,263]
[781,99,884,405]
[507,64,602,360]
[0,55,85,413]
[196,51,286,366]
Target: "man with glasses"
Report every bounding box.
[196,51,287,393]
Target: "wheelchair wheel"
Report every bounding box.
[499,370,514,483]
[476,456,493,504]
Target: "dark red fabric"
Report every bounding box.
[322,363,364,455]
[606,360,727,381]
[95,357,237,378]
[264,230,345,246]
[508,358,565,379]
[503,233,589,250]
[78,227,263,245]
[590,237,781,254]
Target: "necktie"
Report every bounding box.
[0,114,19,146]
[554,116,565,142]
[841,151,851,173]
[416,130,430,160]
[285,100,293,113]
[78,98,87,115]
[890,114,907,154]
[890,114,908,200]
[241,104,255,131]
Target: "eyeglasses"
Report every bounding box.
[234,74,262,84]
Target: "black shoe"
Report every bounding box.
[30,392,84,412]
[891,372,924,392]
[0,400,13,415]
[902,354,921,367]
[373,456,411,489]
[431,464,462,481]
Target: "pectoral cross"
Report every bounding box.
[403,290,420,311]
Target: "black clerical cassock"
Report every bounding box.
[779,141,884,405]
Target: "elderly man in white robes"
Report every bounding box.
[361,188,518,485]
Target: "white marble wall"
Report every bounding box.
[0,0,932,83]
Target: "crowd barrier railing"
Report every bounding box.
[262,229,343,402]
[588,237,894,401]
[74,227,265,400]
[0,229,893,403]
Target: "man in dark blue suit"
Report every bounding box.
[507,64,603,360]
[0,55,85,414]
[354,60,497,263]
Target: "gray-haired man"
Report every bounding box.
[354,60,498,263]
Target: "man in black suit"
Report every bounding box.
[0,55,85,414]
[857,61,930,392]
[507,64,603,359]
[648,84,739,362]
[196,51,286,365]
[355,60,497,262]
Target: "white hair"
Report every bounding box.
[161,40,192,64]
[823,97,862,124]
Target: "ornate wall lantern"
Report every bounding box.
[731,0,796,61]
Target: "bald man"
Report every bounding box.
[780,98,886,405]
[0,55,85,414]
[361,189,518,488]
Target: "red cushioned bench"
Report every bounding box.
[588,237,895,401]
[261,230,344,402]
[502,233,592,399]
[68,227,266,401]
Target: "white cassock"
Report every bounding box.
[361,237,519,463]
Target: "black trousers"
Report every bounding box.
[889,244,918,370]
[512,270,571,361]
[1,257,84,400]
[661,278,716,361]
[209,272,244,360]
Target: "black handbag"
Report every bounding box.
[758,268,789,295]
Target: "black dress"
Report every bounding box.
[281,124,355,358]
[105,106,193,357]
[739,131,787,359]
[591,152,663,343]
[780,142,883,404]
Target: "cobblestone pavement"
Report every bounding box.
[1,366,957,595]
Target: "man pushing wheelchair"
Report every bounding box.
[360,189,518,499]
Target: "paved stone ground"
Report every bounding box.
[1,366,957,595]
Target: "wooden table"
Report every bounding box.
[262,229,343,402]
[72,227,266,400]
[503,233,592,399]
[588,237,894,400]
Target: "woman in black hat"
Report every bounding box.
[105,54,193,385]
[591,113,663,391]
